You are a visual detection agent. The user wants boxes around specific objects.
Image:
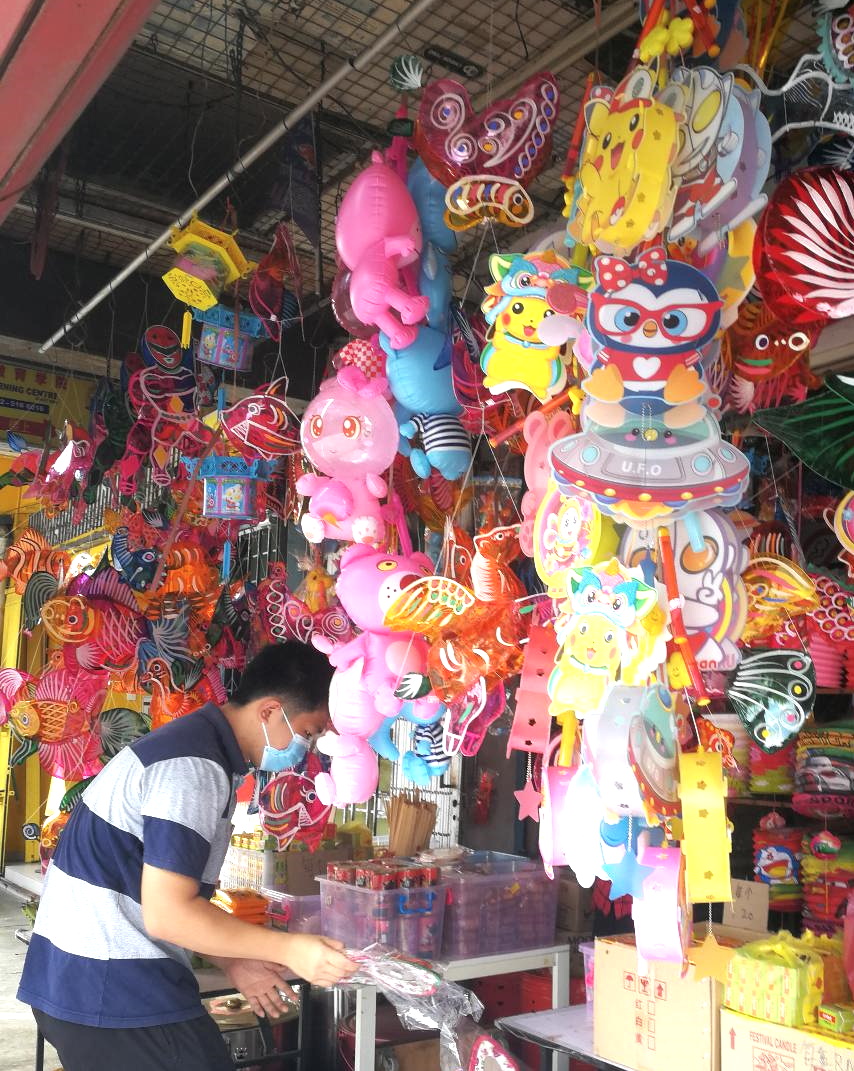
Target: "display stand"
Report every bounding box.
[337,943,572,1071]
[497,1004,631,1071]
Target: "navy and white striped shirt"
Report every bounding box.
[18,703,248,1028]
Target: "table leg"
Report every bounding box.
[353,986,377,1071]
[34,1029,44,1071]
[551,949,570,1071]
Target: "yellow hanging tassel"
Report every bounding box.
[181,308,193,350]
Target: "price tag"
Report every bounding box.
[722,879,769,933]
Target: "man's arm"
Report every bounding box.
[141,865,354,988]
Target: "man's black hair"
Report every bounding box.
[230,642,333,712]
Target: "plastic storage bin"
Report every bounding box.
[317,878,446,958]
[264,890,322,934]
[440,851,558,958]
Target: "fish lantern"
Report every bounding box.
[162,216,255,312]
[192,304,265,372]
[185,454,276,522]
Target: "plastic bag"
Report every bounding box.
[342,944,483,1032]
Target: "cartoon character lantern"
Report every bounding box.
[297,368,400,545]
[568,66,684,256]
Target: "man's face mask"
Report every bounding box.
[259,707,312,773]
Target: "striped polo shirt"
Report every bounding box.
[18,703,248,1028]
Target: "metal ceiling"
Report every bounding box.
[0,0,827,325]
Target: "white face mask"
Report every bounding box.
[259,707,312,772]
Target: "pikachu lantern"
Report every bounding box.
[480,250,585,402]
[567,66,685,257]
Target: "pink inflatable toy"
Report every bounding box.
[315,733,379,806]
[335,151,429,349]
[296,366,399,545]
[312,543,437,804]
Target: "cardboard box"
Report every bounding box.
[556,874,594,934]
[389,1038,440,1071]
[721,1007,854,1071]
[594,935,723,1071]
[263,846,348,896]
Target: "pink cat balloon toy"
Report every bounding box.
[296,367,399,545]
[313,543,436,804]
[335,151,429,349]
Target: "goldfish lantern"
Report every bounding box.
[297,367,400,545]
[335,151,429,349]
[220,378,301,461]
[192,304,265,372]
[259,752,333,850]
[162,216,255,312]
[721,301,824,414]
[480,251,583,401]
[568,66,684,256]
[727,649,816,752]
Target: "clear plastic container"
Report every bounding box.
[579,941,595,1018]
[439,851,559,958]
[317,878,446,958]
[264,890,322,934]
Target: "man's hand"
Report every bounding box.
[279,934,356,987]
[220,958,299,1020]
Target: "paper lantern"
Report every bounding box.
[187,455,275,521]
[193,304,265,371]
[162,217,255,311]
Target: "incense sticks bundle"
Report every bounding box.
[386,791,438,857]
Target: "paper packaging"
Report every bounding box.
[594,935,723,1071]
[593,930,766,1071]
[721,1007,854,1071]
[556,873,594,934]
[263,846,348,895]
[725,934,824,1027]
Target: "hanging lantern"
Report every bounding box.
[162,217,255,312]
[193,304,265,372]
[185,454,276,521]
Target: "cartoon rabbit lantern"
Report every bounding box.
[296,367,399,545]
[335,151,429,349]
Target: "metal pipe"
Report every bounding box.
[38,0,443,354]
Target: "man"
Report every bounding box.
[18,641,355,1070]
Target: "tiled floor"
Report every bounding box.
[0,885,60,1071]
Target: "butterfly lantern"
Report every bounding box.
[415,71,559,232]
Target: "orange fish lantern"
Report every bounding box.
[0,528,69,595]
